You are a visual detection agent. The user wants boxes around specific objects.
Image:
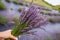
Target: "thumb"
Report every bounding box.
[10,35,17,40]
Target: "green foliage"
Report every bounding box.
[11,23,27,36]
[42,0,54,7]
[5,22,27,40]
[5,0,11,3]
[19,2,23,5]
[42,0,60,12]
[41,12,60,16]
[44,12,50,15]
[0,2,6,10]
[0,16,9,24]
[18,7,22,12]
[13,0,18,4]
[5,38,13,40]
[49,17,60,23]
[55,5,60,12]
[13,17,20,25]
[49,17,55,23]
[45,37,52,40]
[13,0,24,5]
[40,12,51,15]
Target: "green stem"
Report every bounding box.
[5,23,27,40]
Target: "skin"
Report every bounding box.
[0,30,17,40]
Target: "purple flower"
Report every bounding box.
[19,5,49,32]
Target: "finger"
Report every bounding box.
[0,37,4,40]
[10,36,17,40]
[1,39,4,40]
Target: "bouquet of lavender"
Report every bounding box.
[5,5,48,40]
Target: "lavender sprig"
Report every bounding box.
[19,5,48,33]
[5,5,48,40]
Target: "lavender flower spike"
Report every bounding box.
[19,5,49,32]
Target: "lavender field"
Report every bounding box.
[0,0,60,40]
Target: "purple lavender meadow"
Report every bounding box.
[19,5,48,32]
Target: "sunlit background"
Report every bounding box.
[45,0,60,5]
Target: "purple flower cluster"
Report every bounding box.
[19,5,48,32]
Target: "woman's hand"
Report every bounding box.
[0,30,17,40]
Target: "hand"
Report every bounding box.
[0,30,17,40]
